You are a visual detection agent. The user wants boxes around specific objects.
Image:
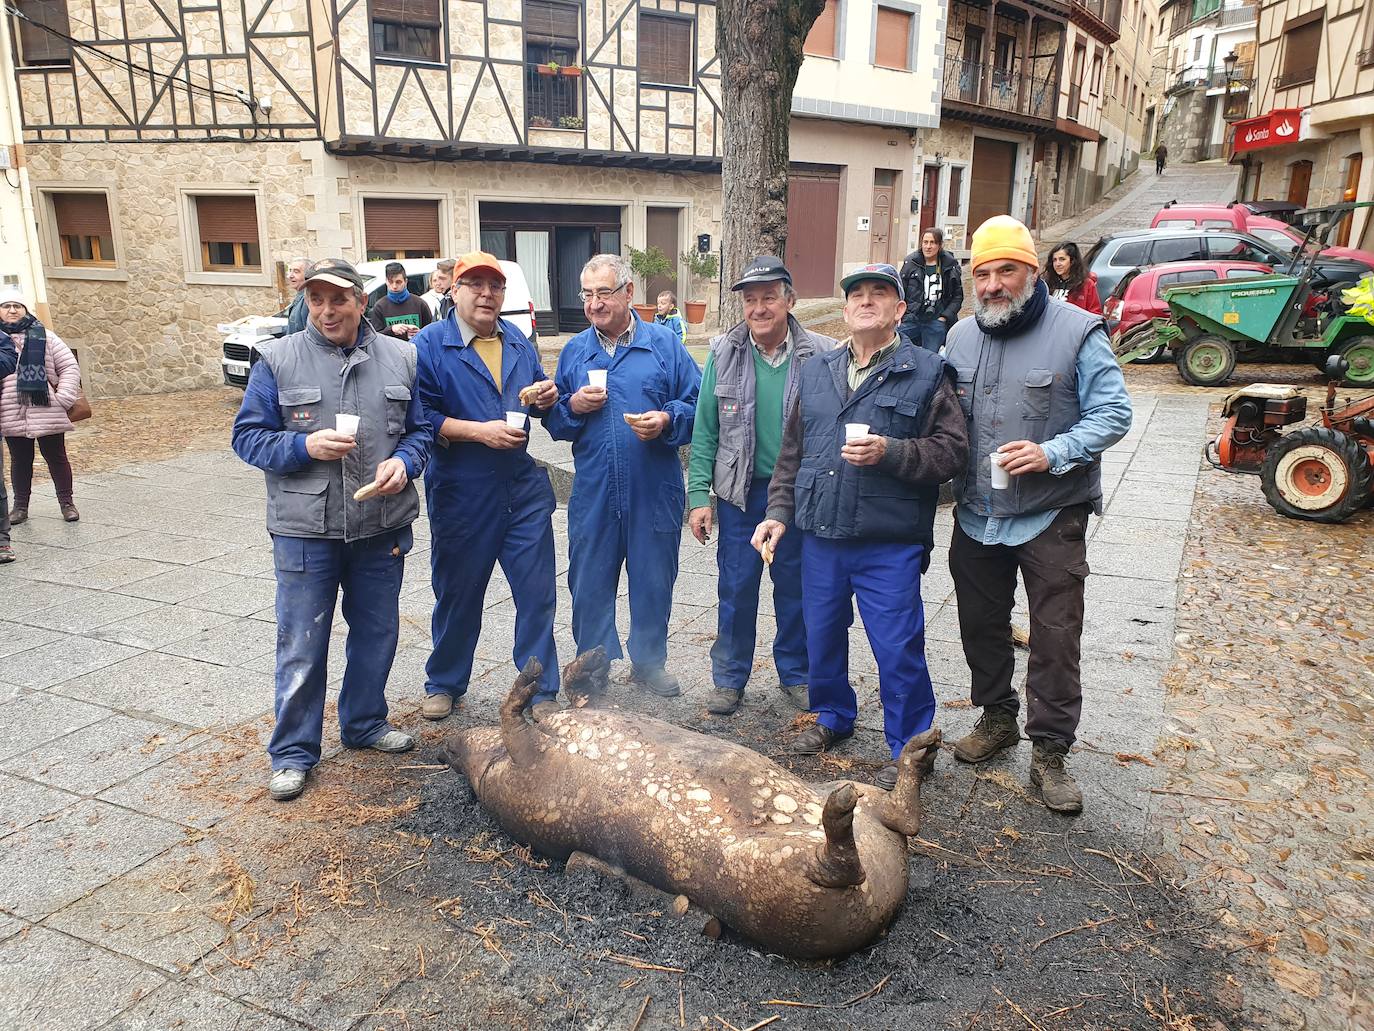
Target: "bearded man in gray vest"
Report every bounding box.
[232,258,433,803]
[944,216,1132,814]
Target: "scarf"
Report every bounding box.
[386,288,410,304]
[0,314,48,406]
[974,279,1049,339]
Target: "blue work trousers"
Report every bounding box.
[425,475,559,700]
[268,530,409,771]
[711,479,807,692]
[900,317,948,353]
[801,533,935,759]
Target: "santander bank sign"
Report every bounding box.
[1232,108,1304,153]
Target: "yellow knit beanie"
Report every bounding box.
[969,215,1038,271]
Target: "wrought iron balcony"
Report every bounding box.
[1274,67,1316,89]
[942,57,1055,120]
[525,62,583,127]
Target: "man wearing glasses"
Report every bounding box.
[413,251,560,719]
[545,253,701,699]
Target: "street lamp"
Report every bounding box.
[1223,50,1238,81]
[1222,50,1245,123]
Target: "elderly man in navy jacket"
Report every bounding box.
[753,263,968,791]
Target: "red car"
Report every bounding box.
[1152,203,1374,267]
[1107,260,1274,362]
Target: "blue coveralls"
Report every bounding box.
[231,350,431,772]
[415,314,560,701]
[544,315,701,671]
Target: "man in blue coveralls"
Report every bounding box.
[232,258,432,802]
[414,251,560,720]
[544,253,701,698]
[752,263,968,791]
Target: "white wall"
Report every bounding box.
[0,14,47,314]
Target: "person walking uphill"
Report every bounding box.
[688,256,838,716]
[0,288,75,551]
[752,263,968,791]
[232,258,433,802]
[944,216,1132,814]
[414,252,560,721]
[898,228,963,353]
[545,254,701,698]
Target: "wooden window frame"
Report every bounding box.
[178,187,271,287]
[369,0,443,65]
[355,191,451,264]
[1277,12,1322,88]
[638,10,695,89]
[35,186,128,282]
[13,0,72,67]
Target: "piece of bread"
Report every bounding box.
[518,383,542,406]
[623,412,642,425]
[353,482,381,502]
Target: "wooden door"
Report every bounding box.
[969,137,1018,234]
[920,165,941,235]
[785,167,841,297]
[1287,160,1312,207]
[870,170,896,265]
[645,206,680,302]
[1338,154,1362,246]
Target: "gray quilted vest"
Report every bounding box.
[256,323,421,542]
[944,299,1106,517]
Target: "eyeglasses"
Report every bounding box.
[578,281,629,304]
[456,279,506,294]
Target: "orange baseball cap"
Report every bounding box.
[451,250,505,282]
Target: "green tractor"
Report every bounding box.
[1116,202,1374,388]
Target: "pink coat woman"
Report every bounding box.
[0,286,82,527]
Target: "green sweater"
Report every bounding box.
[688,347,792,509]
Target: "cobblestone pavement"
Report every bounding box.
[0,372,1365,1029]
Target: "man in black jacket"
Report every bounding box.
[898,227,963,353]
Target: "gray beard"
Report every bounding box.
[973,276,1038,328]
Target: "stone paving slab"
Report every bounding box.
[101,983,305,1031]
[0,712,195,796]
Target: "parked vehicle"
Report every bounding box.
[220,258,538,387]
[1106,260,1274,363]
[1115,203,1374,388]
[1083,227,1369,300]
[1152,201,1374,267]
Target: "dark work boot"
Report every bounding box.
[1030,741,1084,814]
[952,707,1021,763]
[8,505,27,526]
[630,665,681,698]
[788,722,851,755]
[705,687,742,715]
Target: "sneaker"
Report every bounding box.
[952,707,1021,764]
[0,544,13,564]
[1030,741,1083,814]
[776,682,809,710]
[60,503,79,523]
[705,688,742,715]
[421,693,454,720]
[630,665,681,698]
[268,768,307,801]
[7,507,26,526]
[788,723,852,755]
[368,730,415,754]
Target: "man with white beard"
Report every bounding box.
[942,215,1132,814]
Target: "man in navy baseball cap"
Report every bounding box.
[838,262,903,296]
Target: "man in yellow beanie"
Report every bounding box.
[942,215,1132,814]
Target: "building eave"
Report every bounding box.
[327,136,722,174]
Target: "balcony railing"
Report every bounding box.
[942,58,1055,119]
[525,63,583,127]
[1274,67,1316,89]
[1170,62,1255,92]
[1359,48,1374,68]
[1171,1,1255,36]
[1071,0,1122,29]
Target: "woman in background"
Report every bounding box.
[1043,242,1102,315]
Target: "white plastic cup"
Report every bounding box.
[990,451,1011,489]
[335,413,360,437]
[587,368,608,389]
[505,411,527,430]
[845,422,870,442]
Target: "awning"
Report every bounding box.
[1231,108,1302,153]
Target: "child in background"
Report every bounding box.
[654,291,686,344]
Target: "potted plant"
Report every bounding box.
[561,63,583,77]
[680,248,719,325]
[557,115,584,129]
[528,116,553,128]
[537,60,559,76]
[626,245,673,320]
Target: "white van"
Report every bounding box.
[220,258,538,387]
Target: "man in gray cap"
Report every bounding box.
[687,256,838,715]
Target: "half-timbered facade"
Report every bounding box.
[1230,0,1372,248]
[7,0,727,393]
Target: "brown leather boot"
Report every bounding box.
[952,707,1021,763]
[60,503,79,523]
[8,506,27,526]
[1030,741,1084,814]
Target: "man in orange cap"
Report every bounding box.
[413,251,561,719]
[943,215,1132,814]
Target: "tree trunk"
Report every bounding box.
[717,0,824,328]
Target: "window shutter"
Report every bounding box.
[640,13,692,85]
[804,0,838,58]
[53,193,112,237]
[370,0,440,27]
[196,195,260,245]
[363,198,441,253]
[525,0,579,45]
[16,0,72,64]
[874,8,911,70]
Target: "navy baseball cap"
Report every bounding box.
[839,263,902,296]
[731,254,793,291]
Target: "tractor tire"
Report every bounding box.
[1338,337,1374,388]
[1176,334,1237,386]
[1120,324,1170,364]
[1259,427,1373,524]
